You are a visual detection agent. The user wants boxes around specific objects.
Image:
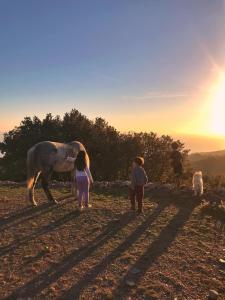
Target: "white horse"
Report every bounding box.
[27,141,89,206]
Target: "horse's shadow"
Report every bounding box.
[0,206,80,257]
[0,194,73,232]
[4,210,137,299]
[3,191,198,300]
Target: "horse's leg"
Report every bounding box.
[27,176,35,205]
[71,169,76,197]
[41,171,58,204]
[27,172,40,206]
[28,172,41,206]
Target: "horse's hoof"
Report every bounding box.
[31,201,37,207]
[50,199,58,205]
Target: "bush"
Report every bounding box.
[0,109,188,182]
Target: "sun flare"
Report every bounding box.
[210,74,225,136]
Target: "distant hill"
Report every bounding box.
[189,150,225,176]
[189,149,225,161]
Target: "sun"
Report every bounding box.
[210,74,225,136]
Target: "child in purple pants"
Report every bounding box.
[76,151,93,209]
[67,150,93,210]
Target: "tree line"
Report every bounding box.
[0,109,189,182]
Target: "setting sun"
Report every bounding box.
[210,74,225,136]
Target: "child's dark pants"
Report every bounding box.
[130,185,144,212]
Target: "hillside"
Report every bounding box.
[189,150,225,176]
[0,184,224,299]
[189,150,225,162]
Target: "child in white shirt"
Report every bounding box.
[67,150,93,209]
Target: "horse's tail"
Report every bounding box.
[27,147,37,190]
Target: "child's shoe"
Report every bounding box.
[85,204,92,209]
[137,208,143,215]
[78,205,84,211]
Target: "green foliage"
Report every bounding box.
[0,109,188,182]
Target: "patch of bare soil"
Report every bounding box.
[0,185,224,299]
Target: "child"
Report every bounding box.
[67,150,93,210]
[170,142,183,187]
[130,156,148,214]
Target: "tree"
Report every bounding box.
[0,108,189,182]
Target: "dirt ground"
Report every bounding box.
[0,184,224,300]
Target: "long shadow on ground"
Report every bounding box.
[4,210,137,299]
[57,203,167,300]
[0,209,80,257]
[111,201,197,299]
[0,194,73,232]
[3,189,198,300]
[58,193,197,300]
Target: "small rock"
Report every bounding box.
[219,258,225,264]
[211,278,219,285]
[208,289,219,300]
[125,279,135,287]
[44,246,51,252]
[24,255,33,259]
[49,286,57,292]
[130,267,141,275]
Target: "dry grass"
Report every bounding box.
[200,195,225,229]
[0,185,225,300]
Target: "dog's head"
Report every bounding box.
[193,171,203,180]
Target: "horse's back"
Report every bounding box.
[27,141,58,172]
[52,141,88,172]
[28,141,58,155]
[27,140,88,173]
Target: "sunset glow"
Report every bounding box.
[210,74,225,136]
[0,1,225,152]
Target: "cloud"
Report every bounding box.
[121,91,191,101]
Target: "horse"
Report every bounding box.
[27,141,89,206]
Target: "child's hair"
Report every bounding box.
[134,156,144,166]
[75,151,88,171]
[171,142,179,150]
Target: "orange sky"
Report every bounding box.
[0,1,225,153]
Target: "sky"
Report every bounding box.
[0,0,225,152]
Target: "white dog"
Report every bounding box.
[192,171,204,196]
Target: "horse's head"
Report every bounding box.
[68,141,90,166]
